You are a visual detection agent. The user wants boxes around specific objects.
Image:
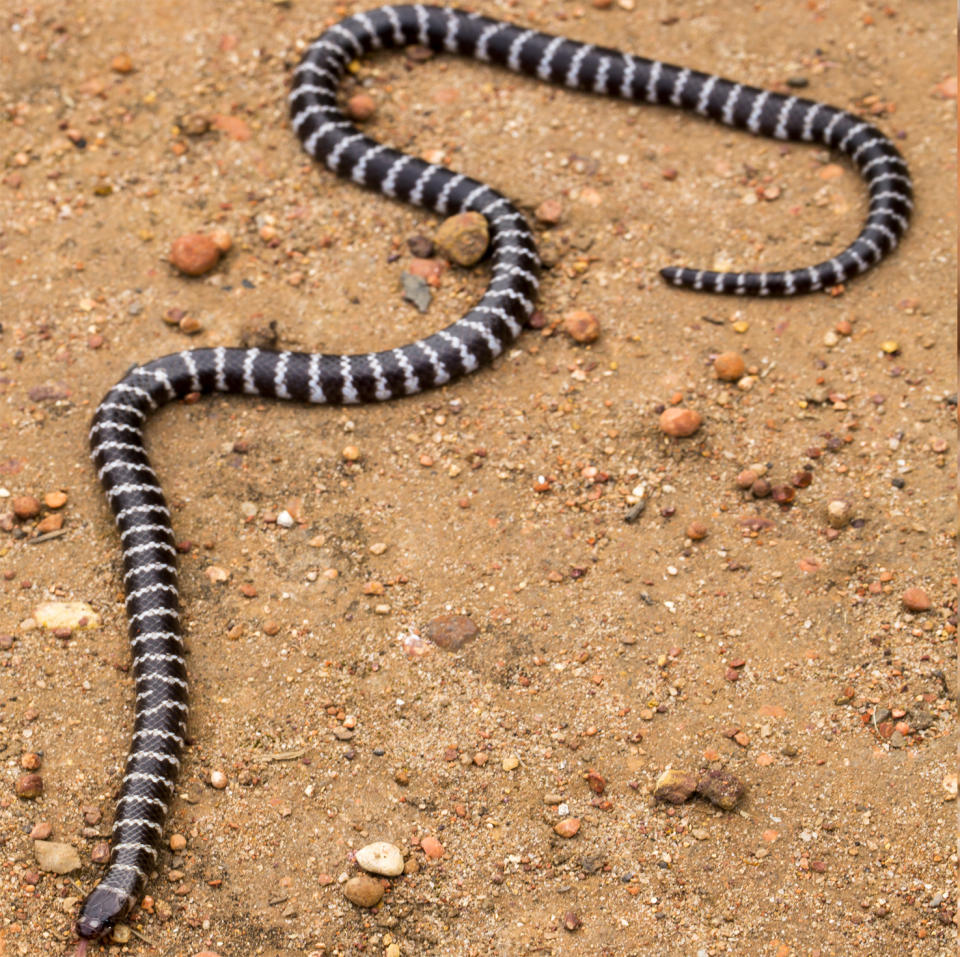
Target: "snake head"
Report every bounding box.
[75,884,127,940]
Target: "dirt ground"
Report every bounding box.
[1,1,956,955]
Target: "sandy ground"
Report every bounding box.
[1,1,957,955]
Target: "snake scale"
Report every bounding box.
[75,3,912,942]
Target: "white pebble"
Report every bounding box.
[355,841,404,877]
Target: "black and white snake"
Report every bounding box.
[75,3,912,943]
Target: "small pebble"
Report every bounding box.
[826,499,852,528]
[170,233,222,276]
[169,833,187,852]
[30,822,52,840]
[424,614,478,650]
[355,841,404,877]
[90,841,110,864]
[735,469,758,489]
[110,53,134,74]
[33,840,81,874]
[554,818,581,838]
[434,211,489,266]
[585,768,606,794]
[111,925,131,944]
[181,114,211,136]
[695,770,745,810]
[421,835,444,859]
[713,351,745,381]
[686,520,708,541]
[901,587,931,612]
[653,769,698,804]
[407,234,434,257]
[562,310,600,344]
[15,773,44,799]
[44,491,67,509]
[343,875,384,908]
[35,513,63,534]
[12,495,40,519]
[342,445,361,461]
[771,485,795,505]
[401,271,432,312]
[209,229,232,252]
[659,407,702,438]
[563,910,582,931]
[346,93,376,122]
[210,770,228,789]
[535,199,563,225]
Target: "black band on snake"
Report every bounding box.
[76,3,912,941]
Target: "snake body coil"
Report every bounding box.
[77,4,911,940]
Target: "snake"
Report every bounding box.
[74,3,912,944]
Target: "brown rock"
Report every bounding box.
[901,587,931,612]
[407,257,447,285]
[421,835,444,859]
[563,310,600,344]
[770,485,795,505]
[12,495,40,519]
[535,199,564,225]
[111,53,134,74]
[90,841,110,864]
[423,614,478,651]
[435,211,489,266]
[35,513,63,534]
[170,233,222,276]
[346,93,376,122]
[554,817,581,838]
[714,351,746,381]
[653,768,698,804]
[343,875,384,908]
[179,315,203,335]
[695,769,745,810]
[181,114,211,136]
[659,407,702,438]
[16,773,43,799]
[686,520,709,541]
[585,768,606,795]
[44,491,67,509]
